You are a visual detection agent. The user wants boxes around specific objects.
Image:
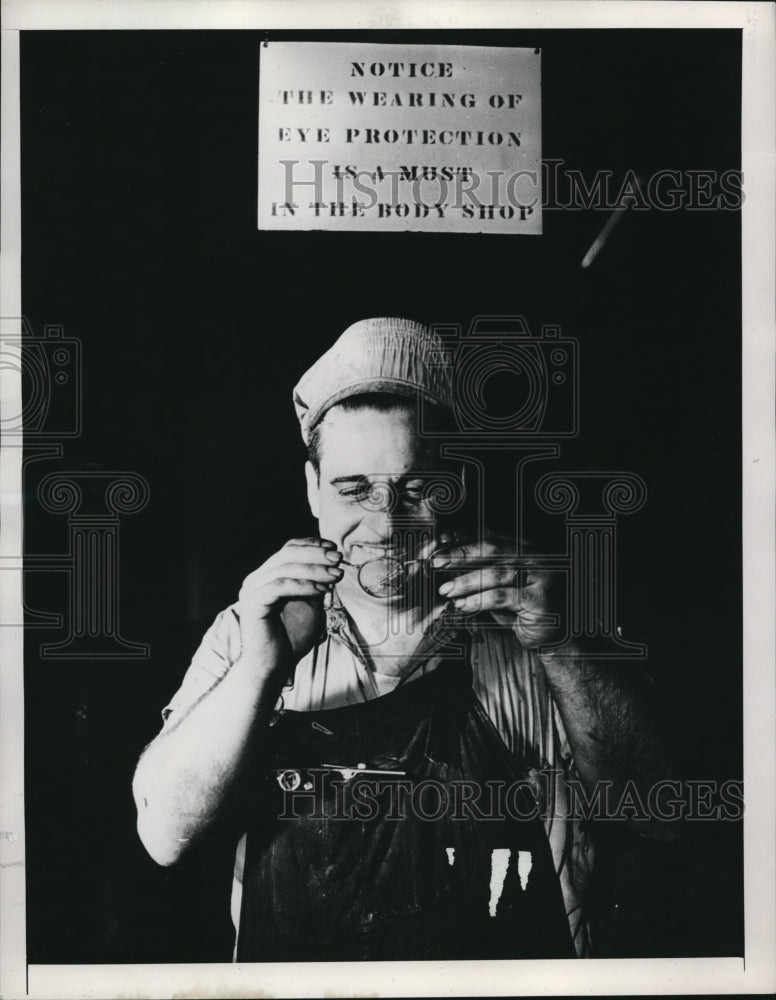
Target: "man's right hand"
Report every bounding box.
[134,536,342,866]
[237,537,343,670]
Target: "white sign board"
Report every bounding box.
[258,42,542,233]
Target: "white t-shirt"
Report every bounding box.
[162,601,594,957]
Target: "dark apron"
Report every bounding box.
[237,656,575,961]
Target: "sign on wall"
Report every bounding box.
[258,42,542,234]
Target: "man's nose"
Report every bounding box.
[361,505,402,541]
[361,500,434,545]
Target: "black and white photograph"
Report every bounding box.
[0,2,774,997]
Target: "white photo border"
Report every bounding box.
[1,2,773,997]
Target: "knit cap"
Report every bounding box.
[293,317,454,445]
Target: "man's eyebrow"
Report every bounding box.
[329,473,428,486]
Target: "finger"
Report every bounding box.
[242,577,334,612]
[451,589,515,613]
[449,590,547,616]
[242,561,343,596]
[285,537,337,549]
[432,554,551,589]
[254,543,342,579]
[450,593,560,630]
[450,582,559,620]
[437,566,517,598]
[511,559,553,586]
[280,539,341,565]
[430,540,509,569]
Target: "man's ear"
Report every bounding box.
[305,461,320,519]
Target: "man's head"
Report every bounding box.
[294,319,458,595]
[304,393,456,565]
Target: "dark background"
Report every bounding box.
[20,29,742,962]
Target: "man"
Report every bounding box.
[133,317,670,960]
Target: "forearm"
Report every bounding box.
[133,651,286,866]
[134,540,338,866]
[539,646,673,803]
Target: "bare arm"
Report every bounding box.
[538,647,675,814]
[132,537,343,866]
[133,648,287,866]
[435,539,676,833]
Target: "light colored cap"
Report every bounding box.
[293,317,454,445]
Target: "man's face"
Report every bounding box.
[305,403,441,598]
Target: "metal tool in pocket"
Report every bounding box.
[275,762,405,791]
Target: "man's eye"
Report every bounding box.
[339,487,368,501]
[401,483,426,503]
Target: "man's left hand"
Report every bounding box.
[431,538,563,650]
